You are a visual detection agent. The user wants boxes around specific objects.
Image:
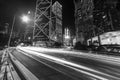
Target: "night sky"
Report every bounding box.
[0,0,75,31]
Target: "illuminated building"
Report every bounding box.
[64,28,71,46]
[33,0,62,46]
[33,0,52,45]
[51,1,62,43]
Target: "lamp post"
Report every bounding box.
[21,14,30,41]
[21,11,33,45]
[8,11,31,47]
[8,16,16,47]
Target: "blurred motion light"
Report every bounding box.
[102,15,106,19]
[28,11,31,14]
[65,35,70,39]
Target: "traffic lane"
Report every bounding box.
[17,48,120,80]
[17,50,103,80]
[12,49,102,80]
[38,51,120,79]
[19,46,120,63]
[11,49,81,80]
[20,47,120,79]
[22,47,120,71]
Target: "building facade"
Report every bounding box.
[33,0,62,46]
[93,0,118,35]
[89,0,118,45]
[51,1,62,43]
[74,0,94,44]
[33,0,52,44]
[74,0,119,45]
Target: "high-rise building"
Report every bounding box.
[74,0,94,44]
[87,0,119,45]
[74,0,119,45]
[33,0,62,46]
[33,0,52,44]
[51,1,62,43]
[93,0,118,35]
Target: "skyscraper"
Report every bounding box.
[74,0,94,44]
[51,1,62,43]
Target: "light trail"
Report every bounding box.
[17,47,119,80]
[17,46,120,66]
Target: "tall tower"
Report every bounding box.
[51,1,62,43]
[74,0,94,44]
[33,0,52,45]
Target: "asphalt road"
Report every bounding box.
[10,47,120,80]
[10,49,81,80]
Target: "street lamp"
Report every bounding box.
[21,11,33,43]
[21,15,30,23]
[8,11,31,47]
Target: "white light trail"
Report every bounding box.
[17,46,120,66]
[17,47,117,80]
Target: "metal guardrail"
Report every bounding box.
[0,49,21,80]
[8,48,39,80]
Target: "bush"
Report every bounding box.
[74,42,88,50]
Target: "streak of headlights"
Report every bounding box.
[17,47,117,80]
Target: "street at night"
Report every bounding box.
[2,47,120,80]
[1,0,120,80]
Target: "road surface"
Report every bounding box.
[9,46,120,80]
[10,49,81,80]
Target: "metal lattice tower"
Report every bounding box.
[33,0,52,43]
